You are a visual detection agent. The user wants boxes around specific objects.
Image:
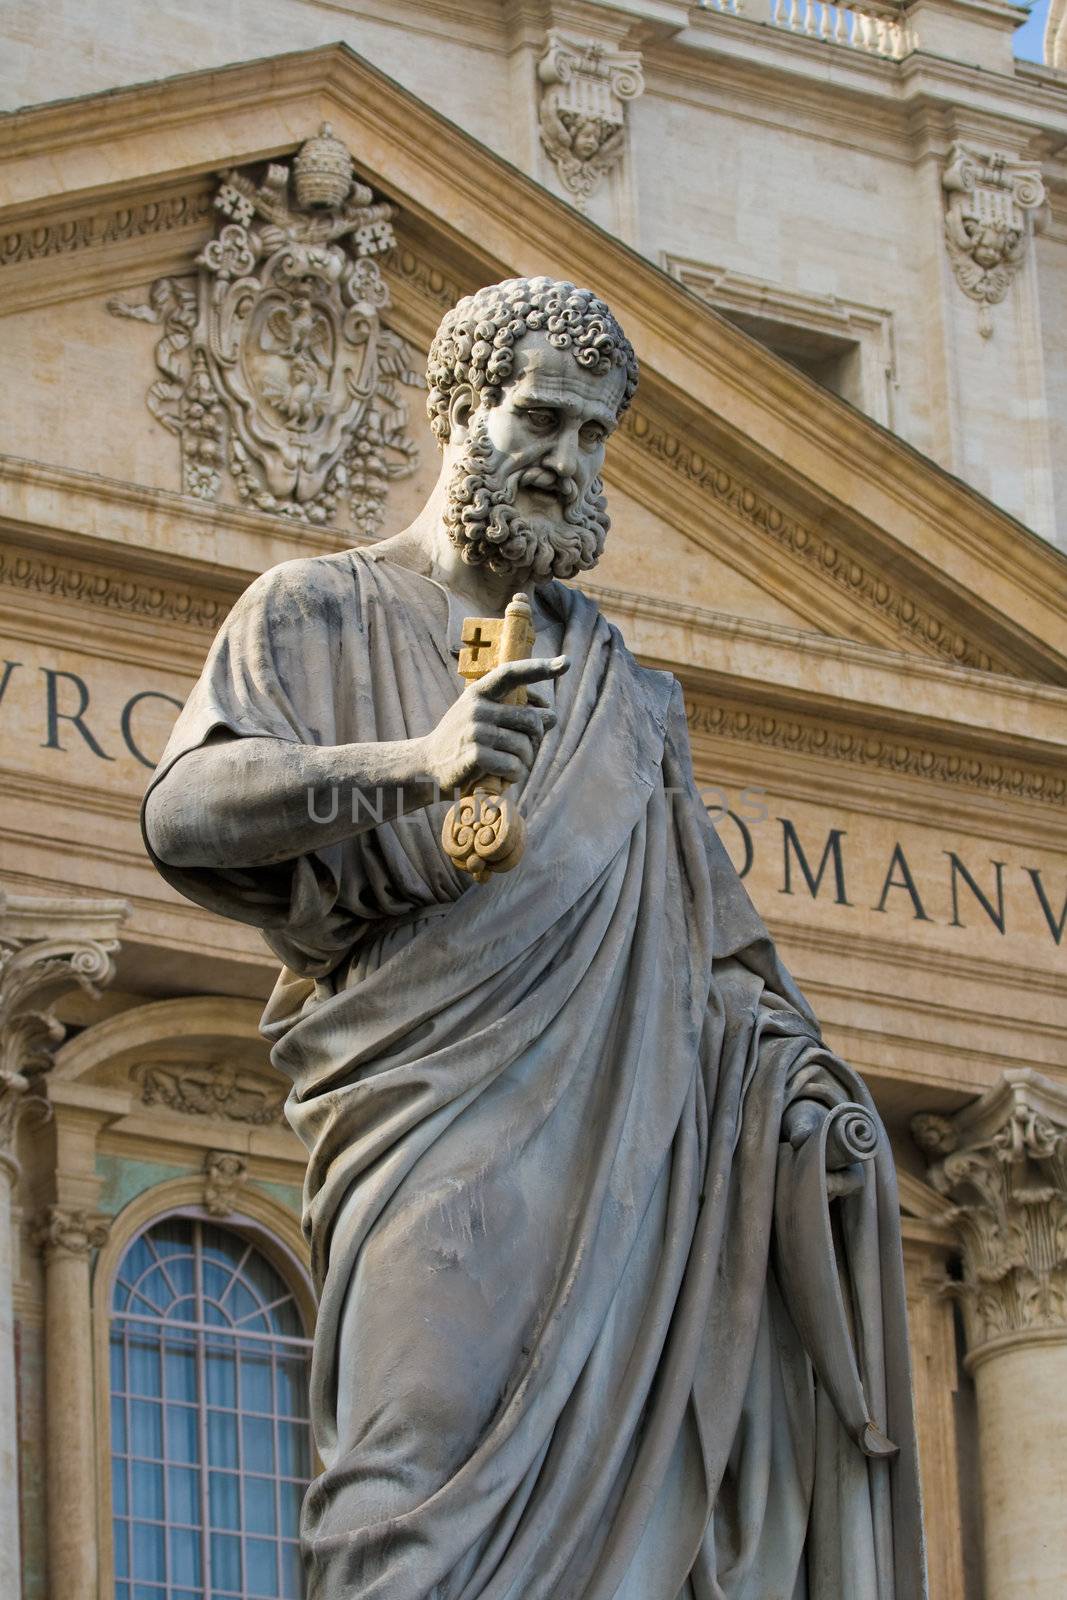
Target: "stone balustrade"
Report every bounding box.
[771,0,911,55]
[698,0,913,60]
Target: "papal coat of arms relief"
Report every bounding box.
[108,125,421,531]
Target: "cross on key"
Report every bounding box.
[457,596,535,690]
[464,625,493,665]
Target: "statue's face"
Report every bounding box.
[442,333,626,579]
[481,334,625,523]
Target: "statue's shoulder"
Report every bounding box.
[553,579,678,697]
[233,549,363,629]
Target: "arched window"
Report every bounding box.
[109,1215,313,1599]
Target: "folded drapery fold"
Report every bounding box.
[143,550,925,1600]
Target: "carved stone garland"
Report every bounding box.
[108,124,421,531]
[133,1059,286,1125]
[538,32,644,211]
[942,142,1047,339]
[914,1070,1067,1359]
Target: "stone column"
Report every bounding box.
[915,1070,1067,1600]
[0,885,127,1600]
[0,1076,36,1600]
[34,1205,111,1600]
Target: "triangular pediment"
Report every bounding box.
[1,41,1065,690]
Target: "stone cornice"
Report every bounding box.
[0,453,342,595]
[683,690,1067,813]
[0,543,230,638]
[2,488,1066,774]
[0,177,213,279]
[590,581,1067,748]
[676,7,1067,138]
[613,407,1020,674]
[777,921,1067,1005]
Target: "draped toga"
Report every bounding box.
[143,548,926,1600]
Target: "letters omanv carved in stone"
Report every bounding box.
[108,125,422,530]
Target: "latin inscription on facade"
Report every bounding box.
[1,648,1062,952]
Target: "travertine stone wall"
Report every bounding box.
[1035,218,1067,547]
[2,0,1065,545]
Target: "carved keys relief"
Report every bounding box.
[108,125,421,531]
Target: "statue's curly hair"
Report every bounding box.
[426,276,639,446]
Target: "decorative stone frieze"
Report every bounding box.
[0,187,214,269]
[537,32,643,210]
[135,1059,286,1125]
[942,142,1047,339]
[620,408,1010,674]
[108,125,421,533]
[33,1205,110,1261]
[0,887,126,1177]
[383,242,465,315]
[914,1070,1067,1358]
[203,1150,249,1218]
[0,544,232,632]
[682,692,1067,811]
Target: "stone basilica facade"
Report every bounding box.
[0,3,1065,1598]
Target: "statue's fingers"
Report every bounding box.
[479,728,535,767]
[471,749,524,784]
[477,656,569,701]
[478,703,554,736]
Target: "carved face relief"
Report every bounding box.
[951,209,1024,278]
[442,334,623,579]
[108,126,421,530]
[570,116,610,163]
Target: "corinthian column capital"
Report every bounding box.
[913,1070,1067,1364]
[33,1205,111,1261]
[0,885,128,1176]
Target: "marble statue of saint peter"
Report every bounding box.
[143,277,925,1600]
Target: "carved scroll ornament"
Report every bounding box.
[0,888,123,1177]
[108,125,421,531]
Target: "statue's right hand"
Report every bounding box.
[420,656,569,792]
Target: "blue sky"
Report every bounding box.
[1014,0,1051,61]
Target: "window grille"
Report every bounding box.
[109,1215,313,1599]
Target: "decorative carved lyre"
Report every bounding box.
[441,594,536,883]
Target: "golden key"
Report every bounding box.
[441,592,536,883]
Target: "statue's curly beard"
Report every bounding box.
[443,415,611,580]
